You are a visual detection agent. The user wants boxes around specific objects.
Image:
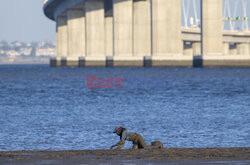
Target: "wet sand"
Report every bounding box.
[0,147,249,165]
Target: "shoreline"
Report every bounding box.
[1,147,249,165]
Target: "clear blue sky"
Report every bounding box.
[0,0,55,42]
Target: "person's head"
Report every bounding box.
[113,126,126,136]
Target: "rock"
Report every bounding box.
[151,141,164,149]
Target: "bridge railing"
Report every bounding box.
[181,0,249,31]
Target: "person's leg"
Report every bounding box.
[131,134,139,149]
[132,143,138,149]
[137,134,147,148]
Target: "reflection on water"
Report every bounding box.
[0,65,249,151]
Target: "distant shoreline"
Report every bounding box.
[0,56,50,65]
[0,147,249,164]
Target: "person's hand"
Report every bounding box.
[110,145,114,150]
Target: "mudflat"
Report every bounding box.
[0,147,249,165]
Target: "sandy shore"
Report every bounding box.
[0,147,249,165]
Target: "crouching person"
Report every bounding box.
[110,126,147,150]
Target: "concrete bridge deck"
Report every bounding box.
[182,28,250,43]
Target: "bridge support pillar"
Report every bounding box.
[183,42,193,56]
[85,0,105,66]
[249,44,250,55]
[133,0,151,57]
[112,0,142,67]
[228,44,237,55]
[67,6,85,67]
[105,16,113,57]
[152,0,182,56]
[202,0,223,56]
[113,0,133,57]
[56,15,68,66]
[223,43,229,55]
[192,42,201,56]
[237,43,249,55]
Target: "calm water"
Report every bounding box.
[0,65,249,151]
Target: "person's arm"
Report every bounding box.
[110,141,125,150]
[110,131,127,150]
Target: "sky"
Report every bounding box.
[0,0,55,42]
[0,0,249,42]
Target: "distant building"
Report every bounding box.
[20,48,32,56]
[0,50,5,55]
[6,50,20,57]
[6,50,19,56]
[0,41,56,57]
[11,41,22,47]
[35,48,56,57]
[26,43,32,47]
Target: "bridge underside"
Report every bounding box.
[44,0,250,67]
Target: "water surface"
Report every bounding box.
[0,65,249,151]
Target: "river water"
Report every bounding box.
[0,65,249,151]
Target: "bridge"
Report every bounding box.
[43,0,250,67]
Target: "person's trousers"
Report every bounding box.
[130,133,147,149]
